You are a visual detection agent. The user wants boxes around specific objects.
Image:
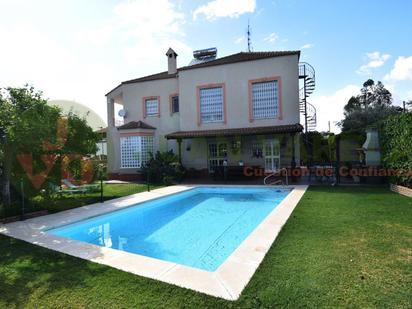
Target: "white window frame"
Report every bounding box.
[120,135,153,169]
[144,97,159,117]
[251,80,279,120]
[264,139,280,172]
[199,86,224,124]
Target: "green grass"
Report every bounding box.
[15,183,162,215]
[0,186,411,308]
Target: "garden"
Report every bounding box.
[0,186,411,308]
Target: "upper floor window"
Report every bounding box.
[171,95,179,113]
[251,80,279,120]
[199,86,224,123]
[144,97,159,117]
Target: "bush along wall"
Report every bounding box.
[379,113,412,188]
[141,151,186,185]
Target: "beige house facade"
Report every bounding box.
[106,49,308,179]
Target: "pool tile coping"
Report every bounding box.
[0,184,308,301]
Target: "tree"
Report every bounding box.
[339,79,401,133]
[0,86,59,209]
[0,86,99,214]
[380,113,412,187]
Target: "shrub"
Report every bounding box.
[379,113,412,187]
[141,151,185,185]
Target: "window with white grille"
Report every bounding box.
[145,98,159,116]
[120,135,153,168]
[208,142,227,172]
[199,86,224,123]
[251,80,279,119]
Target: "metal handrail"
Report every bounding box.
[299,62,315,80]
[304,102,317,116]
[299,62,317,131]
[263,168,289,186]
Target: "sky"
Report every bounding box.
[0,0,411,132]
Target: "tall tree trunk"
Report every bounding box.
[1,143,12,208]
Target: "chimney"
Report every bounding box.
[166,48,178,75]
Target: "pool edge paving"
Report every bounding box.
[0,184,308,301]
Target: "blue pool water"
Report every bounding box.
[48,187,291,271]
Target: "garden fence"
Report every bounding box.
[0,176,155,222]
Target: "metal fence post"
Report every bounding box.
[335,135,341,185]
[20,178,25,220]
[100,178,103,202]
[100,166,104,203]
[147,173,150,192]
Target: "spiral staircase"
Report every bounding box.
[299,62,317,132]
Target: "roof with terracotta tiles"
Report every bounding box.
[165,123,303,139]
[117,121,156,130]
[106,51,300,96]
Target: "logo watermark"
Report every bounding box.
[17,118,94,189]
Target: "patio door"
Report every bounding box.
[264,139,280,172]
[208,142,227,172]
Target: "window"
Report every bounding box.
[171,95,179,113]
[199,86,224,123]
[251,80,279,119]
[120,135,153,168]
[144,97,159,117]
[208,142,227,172]
[251,142,263,158]
[264,139,280,172]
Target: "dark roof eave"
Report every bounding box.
[117,121,156,130]
[178,51,300,72]
[166,124,303,139]
[122,72,177,84]
[105,83,123,97]
[106,72,177,96]
[106,51,301,95]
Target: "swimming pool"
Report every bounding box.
[48,187,291,271]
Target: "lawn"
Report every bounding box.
[0,186,411,308]
[3,183,163,217]
[36,183,164,213]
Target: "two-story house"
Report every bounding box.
[106,48,316,180]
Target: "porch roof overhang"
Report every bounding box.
[165,123,303,139]
[117,121,156,130]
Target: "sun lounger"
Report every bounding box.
[62,179,100,192]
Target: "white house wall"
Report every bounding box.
[178,54,299,131]
[106,54,300,174]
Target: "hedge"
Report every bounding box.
[379,113,412,187]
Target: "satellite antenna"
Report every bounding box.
[118,109,127,118]
[247,20,252,52]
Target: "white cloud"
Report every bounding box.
[113,0,184,38]
[0,1,193,123]
[356,51,391,75]
[407,89,412,100]
[263,32,279,44]
[193,0,256,20]
[384,83,395,94]
[301,43,314,49]
[310,85,359,133]
[0,26,78,97]
[384,56,412,81]
[234,36,245,44]
[91,0,192,66]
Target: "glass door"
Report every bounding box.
[208,142,227,172]
[264,139,280,172]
